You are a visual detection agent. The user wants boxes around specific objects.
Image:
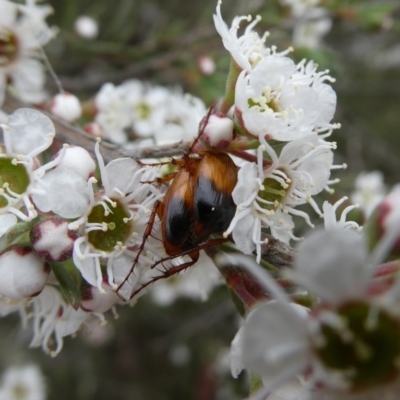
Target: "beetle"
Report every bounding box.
[116,147,238,299]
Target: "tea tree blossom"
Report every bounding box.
[0,108,58,236]
[0,363,46,400]
[235,57,338,141]
[30,286,89,356]
[94,79,206,145]
[322,197,361,231]
[351,171,386,218]
[213,1,271,71]
[225,134,334,260]
[0,0,56,105]
[231,224,400,400]
[68,140,164,300]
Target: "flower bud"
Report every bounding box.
[198,55,216,75]
[81,281,120,313]
[57,146,96,179]
[195,112,234,151]
[74,16,99,40]
[0,247,49,300]
[365,185,400,256]
[50,93,82,122]
[31,217,78,262]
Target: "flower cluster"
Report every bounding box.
[88,79,206,145]
[230,216,400,399]
[0,0,56,106]
[211,2,342,260]
[0,107,174,355]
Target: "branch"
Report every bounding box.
[260,233,297,269]
[3,95,191,163]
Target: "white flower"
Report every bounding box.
[0,0,56,105]
[235,57,338,141]
[213,1,272,71]
[66,141,163,300]
[280,0,320,18]
[153,90,206,145]
[94,82,132,144]
[50,92,82,122]
[150,251,222,306]
[74,15,98,40]
[225,134,334,260]
[231,225,400,399]
[0,364,46,400]
[30,285,89,356]
[351,171,386,218]
[293,8,332,50]
[0,108,57,236]
[0,246,49,300]
[322,197,361,231]
[31,146,95,219]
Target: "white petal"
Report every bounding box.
[105,158,139,194]
[46,169,90,218]
[232,162,258,205]
[232,212,256,254]
[0,214,17,237]
[7,108,54,156]
[295,228,369,303]
[240,301,310,378]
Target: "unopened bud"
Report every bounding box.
[50,93,82,122]
[31,217,78,262]
[197,112,234,150]
[75,16,99,40]
[0,246,49,300]
[81,281,120,313]
[365,185,400,256]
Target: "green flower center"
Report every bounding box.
[256,175,288,211]
[135,102,151,120]
[0,29,19,66]
[0,157,30,209]
[87,198,133,252]
[315,301,400,392]
[248,88,280,113]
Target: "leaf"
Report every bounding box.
[51,261,81,310]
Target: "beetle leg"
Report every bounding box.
[116,200,163,298]
[150,237,229,270]
[130,252,199,299]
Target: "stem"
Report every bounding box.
[219,58,242,115]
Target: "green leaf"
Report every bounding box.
[6,216,41,245]
[355,4,396,29]
[250,374,263,394]
[51,261,81,309]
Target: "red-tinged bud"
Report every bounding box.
[193,112,234,151]
[198,55,216,76]
[0,246,49,300]
[365,186,400,257]
[84,122,103,137]
[81,281,120,313]
[31,217,78,262]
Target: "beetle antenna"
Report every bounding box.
[188,103,216,155]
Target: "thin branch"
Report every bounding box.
[3,95,191,162]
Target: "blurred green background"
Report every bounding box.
[1,0,400,399]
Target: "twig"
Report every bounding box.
[3,95,190,162]
[260,233,297,269]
